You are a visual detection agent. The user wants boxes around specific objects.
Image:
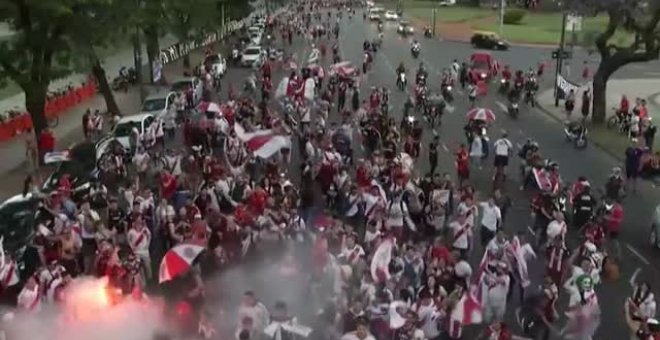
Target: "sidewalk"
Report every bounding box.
[0,43,214,200]
[0,35,178,113]
[537,78,660,159]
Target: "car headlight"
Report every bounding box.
[512,103,518,108]
[481,73,487,78]
[446,86,452,91]
[500,78,506,83]
[407,116,415,122]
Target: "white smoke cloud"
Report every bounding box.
[6,277,168,340]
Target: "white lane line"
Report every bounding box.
[441,143,449,152]
[495,101,508,112]
[445,104,455,113]
[527,226,536,236]
[625,243,650,265]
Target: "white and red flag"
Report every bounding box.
[448,291,483,339]
[370,238,394,283]
[234,124,291,159]
[159,243,205,283]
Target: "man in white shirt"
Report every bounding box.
[493,133,513,174]
[132,148,150,184]
[478,198,502,248]
[546,211,567,244]
[483,262,511,323]
[450,213,472,258]
[127,218,152,280]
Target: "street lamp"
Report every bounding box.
[554,12,568,107]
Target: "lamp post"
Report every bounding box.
[554,12,568,107]
[499,0,505,36]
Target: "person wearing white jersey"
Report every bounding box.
[493,133,513,176]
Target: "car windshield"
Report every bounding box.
[473,61,489,70]
[114,121,140,137]
[204,55,221,64]
[171,81,190,92]
[244,48,260,55]
[0,199,38,251]
[141,98,166,111]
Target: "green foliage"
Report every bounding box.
[503,9,526,25]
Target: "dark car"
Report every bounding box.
[43,141,99,200]
[0,194,42,255]
[470,31,509,50]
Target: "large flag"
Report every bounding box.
[370,238,394,283]
[448,292,483,338]
[532,168,553,192]
[509,236,532,288]
[245,134,292,159]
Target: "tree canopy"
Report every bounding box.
[568,0,660,123]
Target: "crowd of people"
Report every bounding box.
[1,1,660,340]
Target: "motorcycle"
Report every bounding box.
[606,107,631,134]
[378,23,383,32]
[524,89,536,107]
[424,28,432,38]
[508,101,519,119]
[411,46,420,59]
[415,74,426,86]
[564,122,588,149]
[396,72,407,91]
[414,94,427,113]
[440,83,453,103]
[499,78,510,94]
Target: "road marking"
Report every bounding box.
[495,101,508,112]
[527,226,536,236]
[625,243,650,265]
[445,104,455,113]
[441,143,449,152]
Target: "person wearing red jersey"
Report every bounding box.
[604,198,624,258]
[455,144,469,187]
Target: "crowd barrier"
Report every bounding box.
[0,79,97,142]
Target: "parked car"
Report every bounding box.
[241,46,264,67]
[111,113,155,151]
[201,54,227,78]
[470,31,509,50]
[0,193,45,275]
[170,77,203,105]
[397,21,414,35]
[42,141,99,200]
[140,91,177,118]
[384,10,399,21]
[439,0,456,5]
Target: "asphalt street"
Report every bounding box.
[328,12,660,339]
[135,10,660,338]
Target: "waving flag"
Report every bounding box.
[245,134,292,159]
[509,236,532,288]
[532,168,553,192]
[370,238,394,283]
[448,292,483,338]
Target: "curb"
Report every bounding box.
[535,101,626,164]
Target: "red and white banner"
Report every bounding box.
[532,168,553,192]
[370,238,394,283]
[449,291,483,329]
[159,243,205,283]
[245,134,292,159]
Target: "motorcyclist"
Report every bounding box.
[605,167,625,200]
[396,62,406,76]
[363,40,370,51]
[573,184,596,229]
[411,39,420,51]
[501,65,512,82]
[403,96,414,116]
[441,68,453,87]
[416,62,428,82]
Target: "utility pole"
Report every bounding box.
[554,12,568,107]
[432,7,437,37]
[499,0,505,36]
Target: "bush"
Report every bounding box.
[503,9,526,25]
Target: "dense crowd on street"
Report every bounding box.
[2,1,660,340]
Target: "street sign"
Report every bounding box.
[566,14,583,32]
[552,49,572,59]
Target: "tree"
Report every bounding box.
[0,0,116,140]
[570,0,660,124]
[163,0,219,69]
[68,1,134,116]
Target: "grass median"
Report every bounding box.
[391,3,632,46]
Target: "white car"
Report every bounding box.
[366,1,375,7]
[250,31,263,45]
[241,46,264,67]
[248,26,262,35]
[111,113,155,151]
[139,91,178,118]
[201,54,227,78]
[384,11,399,21]
[169,77,203,104]
[397,21,414,35]
[439,0,456,6]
